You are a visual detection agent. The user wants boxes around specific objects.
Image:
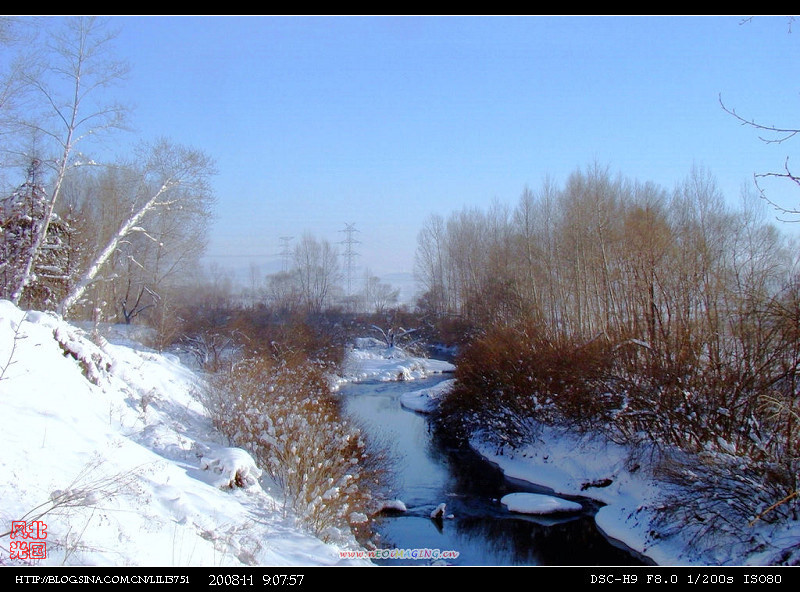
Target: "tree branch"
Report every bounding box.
[719,94,800,145]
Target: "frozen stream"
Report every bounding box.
[341,375,648,566]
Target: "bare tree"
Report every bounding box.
[245,262,263,309]
[292,233,341,313]
[721,95,800,221]
[59,140,216,317]
[265,270,301,313]
[0,18,27,142]
[719,17,800,220]
[7,16,128,305]
[414,213,450,317]
[361,270,399,314]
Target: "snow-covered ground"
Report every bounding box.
[6,301,793,567]
[472,423,800,566]
[0,301,370,567]
[336,337,455,385]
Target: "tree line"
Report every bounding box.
[417,163,792,345]
[418,163,800,547]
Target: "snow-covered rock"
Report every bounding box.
[430,503,447,519]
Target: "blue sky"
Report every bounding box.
[107,15,800,290]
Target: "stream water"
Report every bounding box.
[340,375,648,566]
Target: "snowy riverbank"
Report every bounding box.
[0,301,370,567]
[335,337,455,386]
[366,356,800,566]
[472,423,800,566]
[6,302,792,567]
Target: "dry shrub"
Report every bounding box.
[227,309,347,370]
[207,355,390,540]
[653,450,799,558]
[438,323,622,447]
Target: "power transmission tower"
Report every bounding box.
[279,236,293,272]
[339,223,360,295]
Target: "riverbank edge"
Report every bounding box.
[468,423,798,566]
[336,343,664,565]
[469,426,670,565]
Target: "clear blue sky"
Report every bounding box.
[108,15,800,287]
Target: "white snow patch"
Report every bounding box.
[336,341,454,386]
[199,447,262,490]
[378,499,408,513]
[399,379,455,413]
[430,503,447,519]
[501,492,582,515]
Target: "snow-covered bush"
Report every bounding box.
[53,324,113,385]
[653,450,799,562]
[206,355,390,540]
[199,447,262,490]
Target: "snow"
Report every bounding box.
[378,499,407,513]
[336,338,455,385]
[7,298,794,567]
[430,503,447,519]
[337,331,800,565]
[473,426,672,562]
[473,422,800,565]
[0,300,369,566]
[399,379,455,413]
[500,493,582,515]
[199,447,262,490]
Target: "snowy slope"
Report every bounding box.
[0,301,369,567]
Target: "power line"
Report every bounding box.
[279,236,294,272]
[339,223,360,295]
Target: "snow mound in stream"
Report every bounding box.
[501,492,582,515]
[399,379,455,413]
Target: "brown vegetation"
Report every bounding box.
[206,353,391,539]
[423,164,800,539]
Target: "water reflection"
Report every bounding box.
[341,377,647,566]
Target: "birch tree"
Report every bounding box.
[59,140,216,317]
[0,18,27,147]
[8,16,128,305]
[0,157,77,309]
